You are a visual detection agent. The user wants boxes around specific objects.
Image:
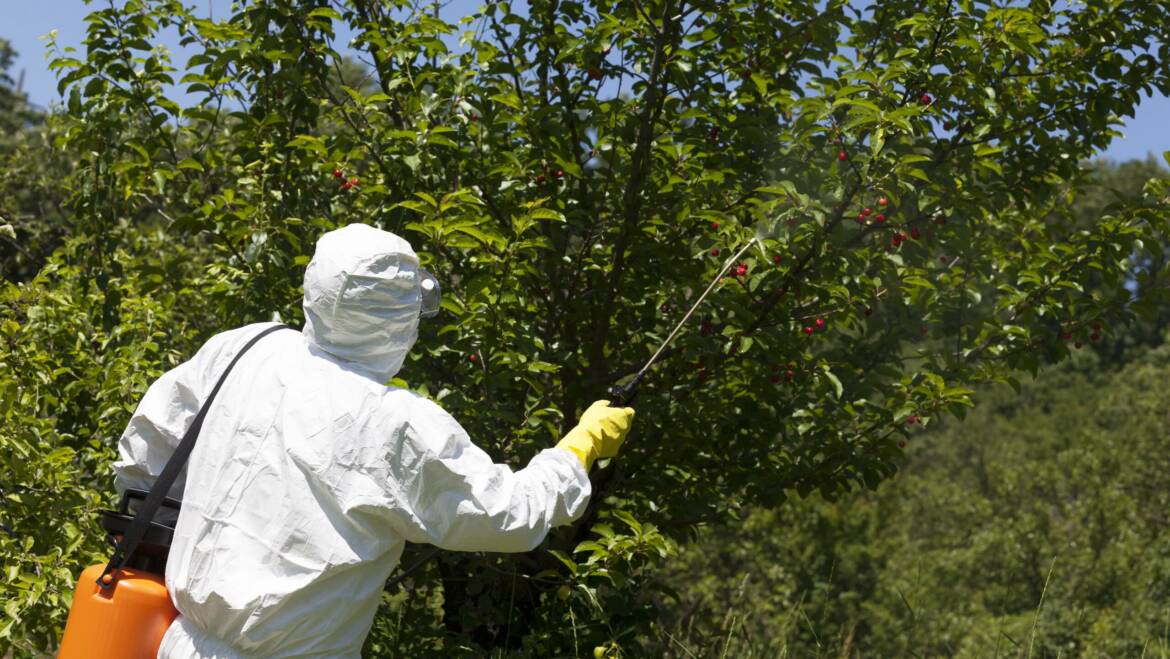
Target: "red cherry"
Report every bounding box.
[469,113,479,121]
[1060,331,1072,340]
[906,415,919,425]
[710,248,720,256]
[803,326,814,335]
[878,196,888,207]
[875,213,886,223]
[856,213,866,224]
[735,263,748,278]
[554,169,565,178]
[920,94,932,105]
[862,207,873,217]
[910,227,921,240]
[710,221,720,230]
[332,168,343,178]
[815,317,825,329]
[939,256,948,263]
[772,254,782,265]
[347,176,360,188]
[785,369,795,381]
[535,174,546,183]
[837,150,847,161]
[469,353,478,363]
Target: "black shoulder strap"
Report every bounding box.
[99,323,293,587]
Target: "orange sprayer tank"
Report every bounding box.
[58,563,178,658]
[58,488,182,658]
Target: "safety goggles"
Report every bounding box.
[419,268,441,319]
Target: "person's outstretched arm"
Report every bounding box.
[378,395,634,553]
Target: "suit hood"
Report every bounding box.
[302,224,421,382]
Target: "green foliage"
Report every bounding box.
[0,39,70,282]
[1071,157,1170,359]
[2,1,1170,655]
[0,39,37,136]
[0,233,211,653]
[662,333,1170,657]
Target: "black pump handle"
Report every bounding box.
[608,373,641,407]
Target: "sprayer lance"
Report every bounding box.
[608,236,764,406]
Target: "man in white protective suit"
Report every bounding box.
[113,223,636,658]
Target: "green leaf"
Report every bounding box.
[823,369,843,399]
[177,158,204,172]
[612,510,643,534]
[548,550,579,575]
[453,226,498,246]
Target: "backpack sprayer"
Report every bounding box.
[57,325,293,659]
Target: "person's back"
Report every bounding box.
[114,224,634,658]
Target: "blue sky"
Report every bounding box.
[4,0,1167,163]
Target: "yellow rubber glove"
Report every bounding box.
[556,400,636,470]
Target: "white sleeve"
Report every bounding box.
[113,358,202,499]
[382,397,592,553]
[112,324,272,499]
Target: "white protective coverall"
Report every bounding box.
[114,224,592,658]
